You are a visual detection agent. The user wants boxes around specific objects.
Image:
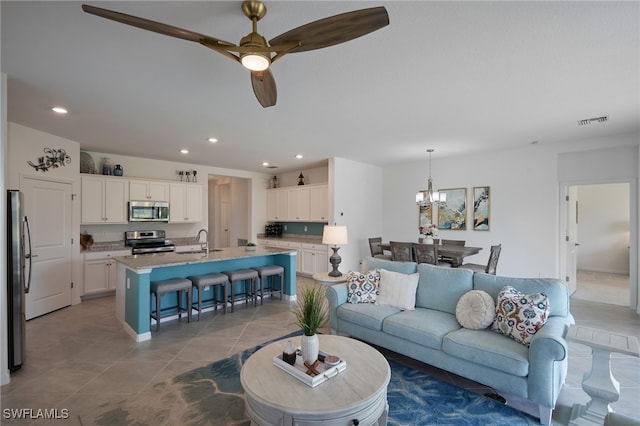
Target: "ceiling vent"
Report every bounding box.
[578,115,609,126]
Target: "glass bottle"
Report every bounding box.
[102,158,112,175]
[282,340,296,365]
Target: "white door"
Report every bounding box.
[220,201,230,247]
[22,177,73,319]
[565,186,578,295]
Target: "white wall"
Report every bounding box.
[577,183,630,274]
[1,74,10,385]
[331,157,384,273]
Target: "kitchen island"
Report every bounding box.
[114,246,297,342]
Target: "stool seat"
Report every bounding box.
[150,278,192,331]
[188,273,229,320]
[223,269,259,312]
[252,265,284,303]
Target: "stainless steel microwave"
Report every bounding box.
[128,201,169,222]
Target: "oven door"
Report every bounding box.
[128,201,169,222]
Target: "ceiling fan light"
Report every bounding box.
[241,53,270,71]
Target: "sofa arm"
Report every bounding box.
[527,316,573,408]
[325,283,348,333]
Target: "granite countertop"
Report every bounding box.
[113,245,296,271]
[257,234,323,244]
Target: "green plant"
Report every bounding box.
[246,242,256,246]
[293,285,327,336]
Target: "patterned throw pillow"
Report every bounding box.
[492,285,549,347]
[346,270,380,304]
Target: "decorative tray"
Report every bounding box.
[273,350,347,388]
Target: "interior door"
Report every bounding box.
[22,177,73,319]
[220,201,230,248]
[565,186,578,294]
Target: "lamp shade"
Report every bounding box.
[322,225,348,245]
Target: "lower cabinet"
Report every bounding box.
[300,243,329,276]
[83,250,130,298]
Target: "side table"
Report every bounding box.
[313,271,348,286]
[566,325,640,425]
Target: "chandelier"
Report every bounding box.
[415,149,445,206]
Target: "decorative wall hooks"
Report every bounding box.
[27,148,71,172]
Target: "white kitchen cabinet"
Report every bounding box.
[300,243,329,275]
[83,250,130,297]
[266,184,327,222]
[129,179,169,201]
[169,183,203,223]
[81,175,129,224]
[309,185,328,221]
[175,244,202,253]
[277,240,302,271]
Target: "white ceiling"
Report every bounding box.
[2,1,638,174]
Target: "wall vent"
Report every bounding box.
[578,115,609,126]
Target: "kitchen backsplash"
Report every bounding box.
[275,222,327,236]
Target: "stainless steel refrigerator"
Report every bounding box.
[7,190,32,372]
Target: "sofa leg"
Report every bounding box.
[539,405,552,426]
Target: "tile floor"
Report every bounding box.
[1,276,639,425]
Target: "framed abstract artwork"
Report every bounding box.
[419,204,433,228]
[437,188,467,230]
[473,186,490,231]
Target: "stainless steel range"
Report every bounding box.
[125,230,175,255]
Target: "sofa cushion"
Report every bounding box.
[492,286,549,347]
[473,274,568,318]
[415,263,474,314]
[383,308,461,350]
[443,328,530,377]
[361,256,417,275]
[346,270,380,304]
[336,303,401,331]
[376,269,419,310]
[455,290,495,329]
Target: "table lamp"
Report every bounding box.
[322,225,348,277]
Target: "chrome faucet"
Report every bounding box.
[196,229,209,252]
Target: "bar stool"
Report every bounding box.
[222,269,258,312]
[252,265,284,304]
[150,278,192,332]
[188,273,229,320]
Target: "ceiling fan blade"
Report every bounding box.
[81,4,233,46]
[251,70,277,108]
[269,6,389,53]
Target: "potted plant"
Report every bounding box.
[294,284,328,364]
[245,241,257,251]
[80,232,94,250]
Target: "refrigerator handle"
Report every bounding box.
[23,216,33,294]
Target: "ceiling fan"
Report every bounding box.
[82,1,389,108]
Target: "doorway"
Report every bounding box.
[207,175,250,249]
[568,183,631,306]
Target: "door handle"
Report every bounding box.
[575,243,580,246]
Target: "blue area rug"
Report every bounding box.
[95,332,539,425]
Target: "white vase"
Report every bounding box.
[425,237,434,245]
[301,334,319,364]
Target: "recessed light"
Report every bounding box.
[295,154,303,159]
[208,137,218,143]
[180,149,189,154]
[262,162,269,166]
[51,106,68,114]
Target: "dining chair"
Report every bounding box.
[369,237,392,260]
[413,244,451,267]
[389,241,413,262]
[461,244,502,274]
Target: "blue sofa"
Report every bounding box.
[325,257,574,426]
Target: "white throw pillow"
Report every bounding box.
[375,269,419,311]
[455,290,495,329]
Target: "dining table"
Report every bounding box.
[381,242,482,267]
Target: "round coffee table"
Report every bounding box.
[241,334,390,426]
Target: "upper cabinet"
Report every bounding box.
[129,180,169,202]
[169,183,203,223]
[266,184,328,222]
[81,175,129,224]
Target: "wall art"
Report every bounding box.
[437,188,467,230]
[27,148,71,172]
[473,186,490,230]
